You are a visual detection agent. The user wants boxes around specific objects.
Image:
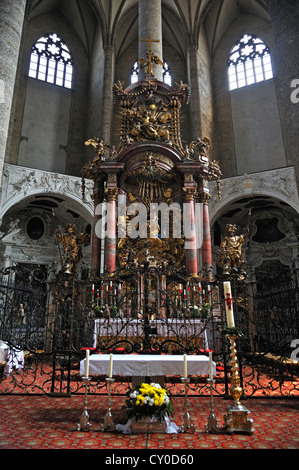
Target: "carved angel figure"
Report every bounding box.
[218,224,248,275]
[56,224,90,274]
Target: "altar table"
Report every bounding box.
[80,354,216,378]
[93,319,209,349]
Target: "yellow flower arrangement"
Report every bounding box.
[124,382,174,422]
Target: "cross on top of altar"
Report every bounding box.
[140,34,160,58]
[140,34,161,76]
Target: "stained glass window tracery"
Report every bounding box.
[228,34,273,90]
[28,33,73,89]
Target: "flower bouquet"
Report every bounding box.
[118,382,177,433]
[125,382,173,422]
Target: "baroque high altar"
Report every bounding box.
[81,41,221,324]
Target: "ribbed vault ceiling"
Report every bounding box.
[28,0,269,59]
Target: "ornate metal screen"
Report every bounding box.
[0,263,298,397]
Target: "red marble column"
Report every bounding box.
[91,210,101,275]
[183,188,198,275]
[91,190,101,275]
[201,199,213,278]
[104,188,118,275]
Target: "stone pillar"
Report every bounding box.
[186,45,202,139]
[0,0,26,185]
[138,0,163,81]
[268,0,299,190]
[104,188,118,274]
[183,188,198,275]
[102,45,115,143]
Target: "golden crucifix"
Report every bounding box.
[140,34,161,76]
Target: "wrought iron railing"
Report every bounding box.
[0,264,298,397]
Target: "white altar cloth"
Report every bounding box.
[93,319,209,349]
[0,341,24,375]
[80,354,216,377]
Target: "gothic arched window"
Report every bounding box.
[228,34,273,91]
[131,60,139,84]
[28,33,73,89]
[131,60,172,85]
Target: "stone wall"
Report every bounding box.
[6,11,90,177]
[212,13,280,178]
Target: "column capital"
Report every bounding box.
[182,187,197,201]
[198,191,212,205]
[105,187,119,201]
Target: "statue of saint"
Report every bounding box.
[56,224,90,274]
[218,224,249,275]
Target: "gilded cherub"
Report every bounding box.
[85,138,105,161]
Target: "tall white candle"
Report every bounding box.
[183,354,187,377]
[223,281,235,327]
[109,353,113,378]
[209,351,213,379]
[85,349,90,377]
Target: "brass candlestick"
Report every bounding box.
[224,335,254,434]
[179,377,195,433]
[99,377,116,431]
[77,376,92,431]
[205,378,220,433]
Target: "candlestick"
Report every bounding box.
[179,377,195,433]
[205,378,220,434]
[209,351,213,379]
[99,377,116,431]
[109,353,113,378]
[183,354,187,378]
[223,281,235,328]
[77,376,91,431]
[85,349,90,378]
[223,335,254,434]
